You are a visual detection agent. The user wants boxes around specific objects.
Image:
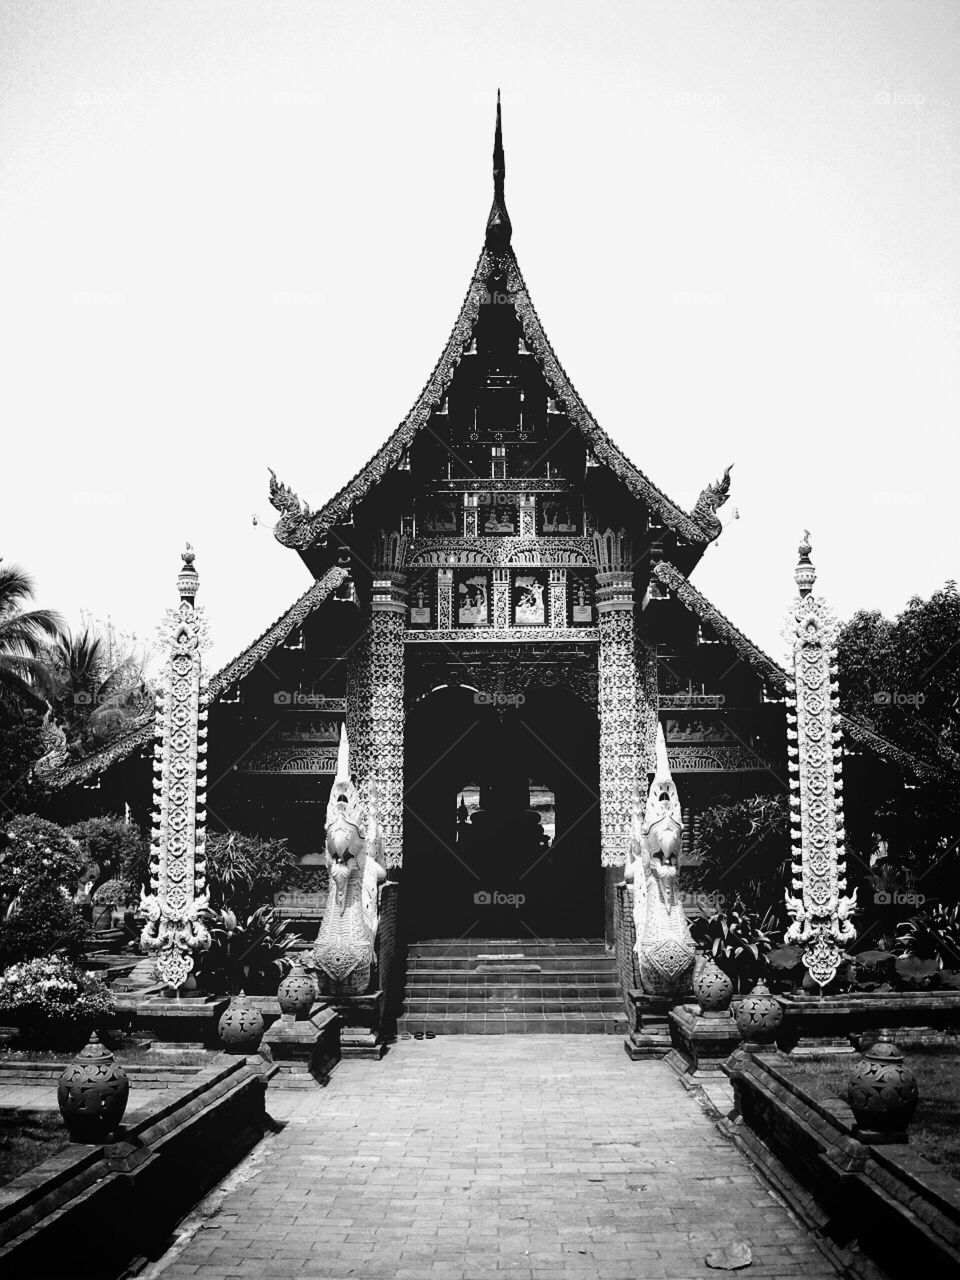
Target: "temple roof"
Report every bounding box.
[652,560,951,783]
[45,565,348,791]
[269,103,732,556]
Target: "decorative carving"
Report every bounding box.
[493,568,510,630]
[308,727,387,994]
[625,724,696,995]
[218,994,266,1053]
[407,537,594,568]
[783,534,857,989]
[405,626,599,644]
[693,955,734,1012]
[243,747,340,775]
[548,568,567,627]
[847,1031,918,1135]
[140,547,211,991]
[667,745,774,773]
[598,607,640,866]
[734,980,783,1045]
[405,646,599,709]
[691,464,733,540]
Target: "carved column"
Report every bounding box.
[363,532,407,868]
[519,495,536,537]
[142,547,210,991]
[548,568,567,627]
[784,534,856,987]
[437,569,454,630]
[493,568,510,630]
[594,530,641,868]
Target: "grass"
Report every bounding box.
[0,1110,69,1187]
[791,1048,960,1180]
[0,1041,210,1067]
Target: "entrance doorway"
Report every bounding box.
[402,683,601,939]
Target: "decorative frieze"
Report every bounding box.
[140,548,211,991]
[404,626,599,644]
[783,533,857,988]
[408,537,593,568]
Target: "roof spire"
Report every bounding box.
[485,89,512,251]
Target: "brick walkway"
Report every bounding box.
[153,1038,840,1280]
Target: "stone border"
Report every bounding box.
[722,1048,960,1279]
[0,1055,275,1278]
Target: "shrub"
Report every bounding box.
[204,831,295,919]
[196,905,297,995]
[0,956,113,1024]
[68,815,149,896]
[0,815,87,964]
[690,906,780,992]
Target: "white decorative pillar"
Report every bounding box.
[493,568,510,629]
[784,533,857,987]
[548,568,567,627]
[437,569,454,630]
[519,495,536,537]
[141,547,211,991]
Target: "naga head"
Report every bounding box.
[325,725,363,862]
[641,724,683,879]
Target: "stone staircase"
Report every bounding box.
[397,938,627,1035]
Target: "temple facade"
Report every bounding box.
[46,102,926,958]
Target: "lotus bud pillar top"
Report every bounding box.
[140,545,211,991]
[783,533,856,989]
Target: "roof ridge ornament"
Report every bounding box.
[690,463,734,540]
[485,89,512,251]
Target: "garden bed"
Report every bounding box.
[723,1047,960,1280]
[788,1046,960,1181]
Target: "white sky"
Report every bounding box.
[1,0,957,671]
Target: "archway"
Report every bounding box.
[402,683,601,940]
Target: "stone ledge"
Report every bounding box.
[724,1047,960,1279]
[0,1056,274,1279]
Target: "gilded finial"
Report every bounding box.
[485,90,512,251]
[794,530,816,596]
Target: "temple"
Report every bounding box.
[45,100,935,1022]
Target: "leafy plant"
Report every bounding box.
[91,878,133,906]
[896,903,960,970]
[196,905,297,996]
[204,831,295,919]
[690,906,780,992]
[683,795,791,927]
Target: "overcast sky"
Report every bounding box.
[1,0,957,671]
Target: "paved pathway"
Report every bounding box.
[153,1038,840,1280]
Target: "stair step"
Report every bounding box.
[405,983,620,1000]
[397,1012,627,1036]
[406,957,616,973]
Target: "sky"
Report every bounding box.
[1,0,958,671]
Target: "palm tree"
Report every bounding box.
[50,627,152,749]
[0,561,64,714]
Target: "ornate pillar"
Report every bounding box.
[548,568,567,627]
[493,568,510,629]
[437,568,454,630]
[784,533,857,987]
[594,530,641,868]
[519,495,536,537]
[362,532,407,868]
[142,547,210,991]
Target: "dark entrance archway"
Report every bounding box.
[402,683,601,940]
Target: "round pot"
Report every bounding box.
[848,1031,918,1134]
[277,966,317,1020]
[91,903,114,931]
[693,954,734,1013]
[58,1033,129,1142]
[734,980,783,1045]
[218,995,265,1054]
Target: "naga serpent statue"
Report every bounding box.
[307,725,386,996]
[624,723,696,996]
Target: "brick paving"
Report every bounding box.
[153,1037,840,1280]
